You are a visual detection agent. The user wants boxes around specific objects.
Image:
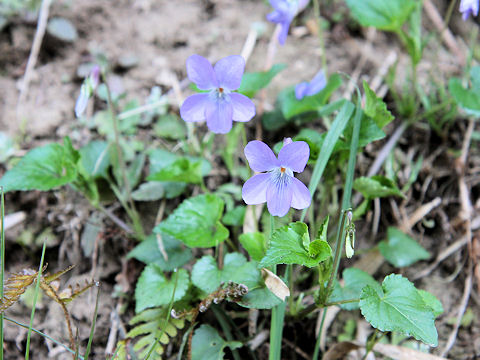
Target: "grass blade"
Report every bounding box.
[84,282,101,359]
[5,316,83,359]
[25,241,47,360]
[301,100,355,222]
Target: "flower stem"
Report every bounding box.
[103,77,144,239]
[269,215,286,360]
[313,0,328,74]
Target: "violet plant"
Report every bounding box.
[6,0,479,358]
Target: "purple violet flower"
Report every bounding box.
[460,0,479,20]
[267,0,310,45]
[180,54,256,134]
[295,70,327,100]
[242,138,311,217]
[75,65,100,118]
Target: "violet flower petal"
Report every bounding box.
[205,99,233,134]
[214,55,245,90]
[295,82,309,100]
[278,141,309,173]
[460,0,479,20]
[231,93,256,122]
[244,140,279,172]
[186,55,218,90]
[74,86,89,118]
[180,93,209,122]
[290,177,311,210]
[266,181,293,217]
[305,70,327,96]
[242,173,271,204]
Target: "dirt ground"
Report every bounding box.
[1,0,479,359]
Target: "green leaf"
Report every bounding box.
[191,325,242,360]
[316,216,329,242]
[221,123,244,176]
[343,115,385,148]
[353,175,404,199]
[449,67,480,117]
[147,157,203,184]
[134,266,189,313]
[239,232,266,262]
[363,81,394,128]
[155,194,229,248]
[153,114,186,140]
[0,140,78,192]
[418,290,444,318]
[131,182,165,201]
[78,141,110,179]
[278,74,342,119]
[379,227,430,267]
[127,153,145,189]
[191,252,282,309]
[330,268,382,310]
[192,253,259,294]
[47,17,78,42]
[148,148,211,180]
[360,274,438,346]
[127,234,192,271]
[238,63,287,98]
[222,206,246,226]
[345,0,416,31]
[258,222,332,268]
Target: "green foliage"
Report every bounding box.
[258,222,332,268]
[191,253,282,309]
[127,234,192,271]
[192,253,259,294]
[222,206,246,226]
[191,324,242,360]
[277,74,343,119]
[449,66,480,117]
[134,266,189,313]
[239,232,266,262]
[379,227,430,267]
[123,307,186,359]
[147,157,203,184]
[360,274,438,346]
[418,290,444,318]
[345,0,416,31]
[155,194,229,248]
[153,114,186,140]
[78,141,110,179]
[0,138,78,192]
[329,268,382,310]
[0,132,15,162]
[363,81,394,128]
[353,175,404,199]
[238,63,286,98]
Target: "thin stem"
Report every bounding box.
[324,210,348,300]
[0,187,5,360]
[25,242,47,360]
[211,306,242,360]
[269,215,286,360]
[5,316,83,359]
[103,77,144,239]
[312,308,327,360]
[312,0,327,74]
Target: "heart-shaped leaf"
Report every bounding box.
[360,274,438,346]
[155,194,229,248]
[379,227,430,267]
[259,222,332,268]
[134,266,189,313]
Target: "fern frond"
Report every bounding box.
[0,268,42,313]
[43,265,75,284]
[122,307,186,359]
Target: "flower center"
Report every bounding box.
[270,166,293,188]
